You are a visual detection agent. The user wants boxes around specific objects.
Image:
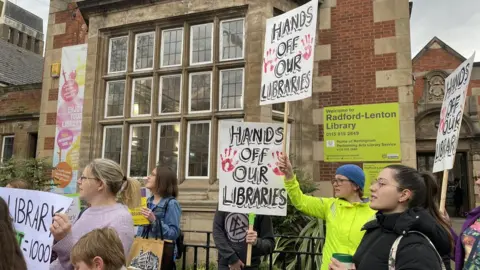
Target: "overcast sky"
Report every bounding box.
[10,0,480,60]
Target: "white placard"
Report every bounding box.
[433,52,476,173]
[260,0,319,105]
[217,121,290,216]
[0,188,73,270]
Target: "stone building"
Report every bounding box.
[413,36,480,214]
[0,0,44,54]
[39,0,414,249]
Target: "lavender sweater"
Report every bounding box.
[50,203,135,270]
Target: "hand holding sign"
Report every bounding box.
[50,213,72,242]
[268,151,285,176]
[278,154,294,180]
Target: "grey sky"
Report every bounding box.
[11,0,480,61]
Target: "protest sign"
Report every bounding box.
[323,103,401,162]
[0,188,73,270]
[433,53,476,173]
[260,0,318,105]
[217,121,290,216]
[65,194,81,223]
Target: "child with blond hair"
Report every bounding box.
[70,227,127,270]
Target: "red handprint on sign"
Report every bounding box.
[220,148,239,172]
[439,107,446,133]
[300,34,313,60]
[263,48,278,74]
[268,151,285,176]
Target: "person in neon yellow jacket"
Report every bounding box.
[277,154,376,270]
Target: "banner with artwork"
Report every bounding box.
[217,121,290,216]
[433,52,475,173]
[0,188,73,270]
[260,0,318,105]
[51,44,88,194]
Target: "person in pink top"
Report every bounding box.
[49,158,141,270]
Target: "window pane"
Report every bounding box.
[187,122,210,177]
[158,124,180,172]
[129,125,150,177]
[162,28,183,66]
[190,72,211,112]
[105,81,125,117]
[160,75,181,113]
[273,103,285,112]
[190,23,213,64]
[108,36,128,73]
[220,69,243,110]
[135,32,155,70]
[103,127,122,163]
[2,136,14,163]
[132,78,152,116]
[220,19,244,60]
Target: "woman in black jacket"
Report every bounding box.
[329,164,453,270]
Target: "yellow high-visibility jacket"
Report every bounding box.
[284,175,376,270]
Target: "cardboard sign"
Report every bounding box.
[433,52,476,172]
[217,121,290,216]
[129,188,149,226]
[0,188,73,270]
[260,0,318,105]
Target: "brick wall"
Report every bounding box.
[312,0,412,184]
[0,84,41,116]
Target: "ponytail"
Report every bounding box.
[420,172,454,249]
[119,177,142,209]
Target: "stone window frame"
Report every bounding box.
[1,135,14,163]
[96,7,247,182]
[102,125,123,163]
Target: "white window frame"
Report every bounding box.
[159,74,182,115]
[107,36,128,74]
[104,80,126,119]
[272,104,286,114]
[188,71,213,113]
[133,31,156,72]
[219,18,245,62]
[185,120,211,179]
[189,23,214,66]
[156,123,181,175]
[131,77,153,117]
[1,135,14,162]
[127,124,151,178]
[101,125,123,161]
[219,68,245,111]
[160,27,184,68]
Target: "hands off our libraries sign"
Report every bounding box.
[260,0,318,105]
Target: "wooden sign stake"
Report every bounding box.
[282,102,289,155]
[246,213,256,266]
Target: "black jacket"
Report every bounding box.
[212,211,274,269]
[353,207,452,270]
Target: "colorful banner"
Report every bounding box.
[260,0,318,105]
[51,44,88,194]
[217,121,290,216]
[323,103,401,162]
[433,52,476,173]
[0,187,73,270]
[362,163,397,197]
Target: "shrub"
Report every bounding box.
[0,157,56,190]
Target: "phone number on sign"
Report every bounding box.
[325,131,360,136]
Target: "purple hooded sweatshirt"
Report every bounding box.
[452,206,480,270]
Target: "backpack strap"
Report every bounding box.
[388,231,446,270]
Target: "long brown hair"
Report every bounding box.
[153,166,178,198]
[0,197,27,270]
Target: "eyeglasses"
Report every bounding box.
[331,179,349,185]
[371,178,403,189]
[79,176,97,182]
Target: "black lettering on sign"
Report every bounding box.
[222,186,288,209]
[229,126,284,146]
[9,197,50,233]
[270,6,314,42]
